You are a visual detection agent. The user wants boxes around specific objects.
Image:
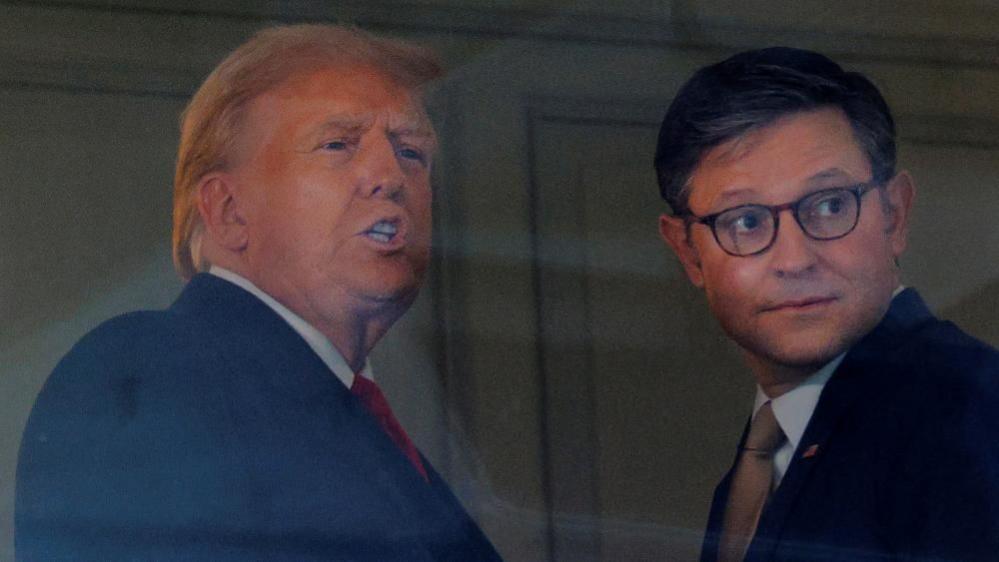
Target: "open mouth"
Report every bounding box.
[363,219,400,243]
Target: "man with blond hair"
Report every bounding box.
[17,24,502,561]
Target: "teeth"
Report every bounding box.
[366,220,398,243]
[369,221,398,236]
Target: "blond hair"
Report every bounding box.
[172,24,443,280]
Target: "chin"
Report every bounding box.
[729,323,848,373]
[766,330,856,369]
[371,287,420,306]
[356,276,424,307]
[770,348,840,371]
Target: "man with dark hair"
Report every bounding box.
[657,47,999,562]
[16,24,502,561]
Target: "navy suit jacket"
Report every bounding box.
[16,274,502,561]
[701,289,999,562]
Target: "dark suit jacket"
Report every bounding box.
[16,274,502,562]
[702,289,999,562]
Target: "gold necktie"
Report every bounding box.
[718,401,785,562]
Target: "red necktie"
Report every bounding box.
[350,375,429,481]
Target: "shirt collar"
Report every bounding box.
[209,266,371,388]
[753,354,842,452]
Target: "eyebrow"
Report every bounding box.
[310,116,372,138]
[386,112,436,141]
[805,167,860,183]
[389,125,434,139]
[706,167,864,211]
[308,114,435,144]
[713,187,760,206]
[390,128,438,156]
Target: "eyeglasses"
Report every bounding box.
[684,182,882,257]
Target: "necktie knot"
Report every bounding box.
[744,401,785,454]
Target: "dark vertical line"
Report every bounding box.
[574,158,603,557]
[525,105,558,562]
[430,81,470,477]
[428,100,450,476]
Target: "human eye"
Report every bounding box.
[316,137,360,164]
[718,206,768,235]
[806,189,850,218]
[321,139,351,151]
[397,146,426,164]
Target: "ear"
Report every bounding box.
[882,171,915,257]
[196,173,249,253]
[659,213,705,288]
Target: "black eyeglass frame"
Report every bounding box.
[683,181,883,257]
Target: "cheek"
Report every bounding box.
[844,252,896,314]
[702,259,764,322]
[257,199,352,271]
[829,229,896,287]
[410,185,434,236]
[703,255,759,299]
[295,182,356,232]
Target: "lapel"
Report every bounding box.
[419,456,503,561]
[741,289,936,561]
[171,274,479,559]
[744,360,866,562]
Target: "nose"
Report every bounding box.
[768,210,818,278]
[355,134,405,200]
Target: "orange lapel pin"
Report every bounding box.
[801,444,820,459]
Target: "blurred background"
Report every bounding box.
[2,1,998,560]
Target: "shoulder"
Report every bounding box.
[899,317,999,395]
[843,301,999,443]
[23,297,242,442]
[866,315,999,483]
[879,319,999,556]
[42,308,207,393]
[63,309,186,362]
[16,305,250,555]
[17,301,246,488]
[868,289,999,396]
[21,311,190,442]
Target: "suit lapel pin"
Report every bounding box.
[801,444,820,459]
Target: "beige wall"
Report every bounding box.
[2,2,998,561]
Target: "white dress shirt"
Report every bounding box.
[209,266,372,388]
[751,285,906,488]
[752,354,842,488]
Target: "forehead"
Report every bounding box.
[243,64,433,140]
[686,108,871,209]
